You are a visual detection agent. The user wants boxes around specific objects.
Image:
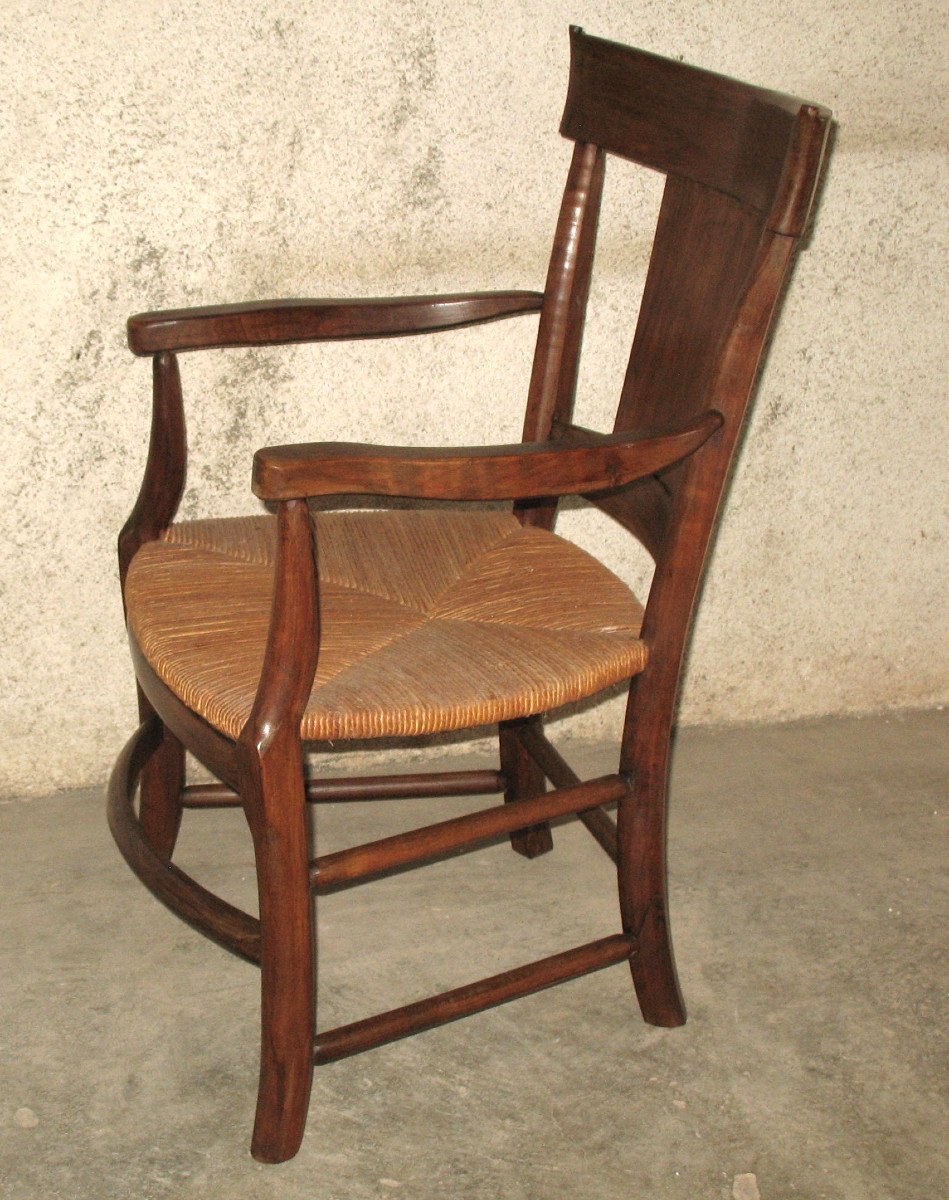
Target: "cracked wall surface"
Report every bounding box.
[1,0,946,793]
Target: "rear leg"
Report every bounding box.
[136,689,184,860]
[499,718,554,858]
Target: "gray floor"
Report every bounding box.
[0,712,945,1200]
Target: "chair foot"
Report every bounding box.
[251,1062,312,1165]
[510,824,555,858]
[499,719,554,858]
[616,773,686,1028]
[628,897,686,1027]
[248,894,315,1161]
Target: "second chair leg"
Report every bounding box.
[499,718,554,858]
[136,691,184,860]
[240,739,316,1164]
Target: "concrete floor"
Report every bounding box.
[0,711,945,1200]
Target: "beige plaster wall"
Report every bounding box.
[1,0,946,794]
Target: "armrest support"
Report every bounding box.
[127,291,544,355]
[252,411,723,501]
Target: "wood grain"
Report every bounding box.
[180,769,506,807]
[500,716,554,858]
[118,352,185,588]
[515,719,619,862]
[108,719,261,962]
[128,291,543,355]
[561,27,830,233]
[251,411,722,501]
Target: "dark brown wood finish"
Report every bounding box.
[134,697,185,860]
[118,351,186,588]
[617,229,802,1027]
[251,411,721,501]
[314,934,632,1063]
[118,351,189,853]
[128,292,543,355]
[550,419,672,560]
[561,26,830,234]
[109,28,831,1163]
[108,720,261,962]
[130,633,242,791]
[235,498,319,1164]
[515,719,619,862]
[310,775,627,891]
[516,141,605,530]
[499,717,553,858]
[521,142,605,447]
[180,769,506,808]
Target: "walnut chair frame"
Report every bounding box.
[109,29,831,1163]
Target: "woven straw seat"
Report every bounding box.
[125,510,647,742]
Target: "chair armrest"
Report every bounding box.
[127,291,544,355]
[251,411,723,501]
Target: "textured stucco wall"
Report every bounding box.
[1,0,946,794]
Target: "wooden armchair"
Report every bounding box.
[109,28,831,1163]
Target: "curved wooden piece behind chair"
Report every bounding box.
[108,717,262,962]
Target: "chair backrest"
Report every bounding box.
[519,28,831,707]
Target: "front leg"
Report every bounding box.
[238,497,321,1161]
[239,735,315,1163]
